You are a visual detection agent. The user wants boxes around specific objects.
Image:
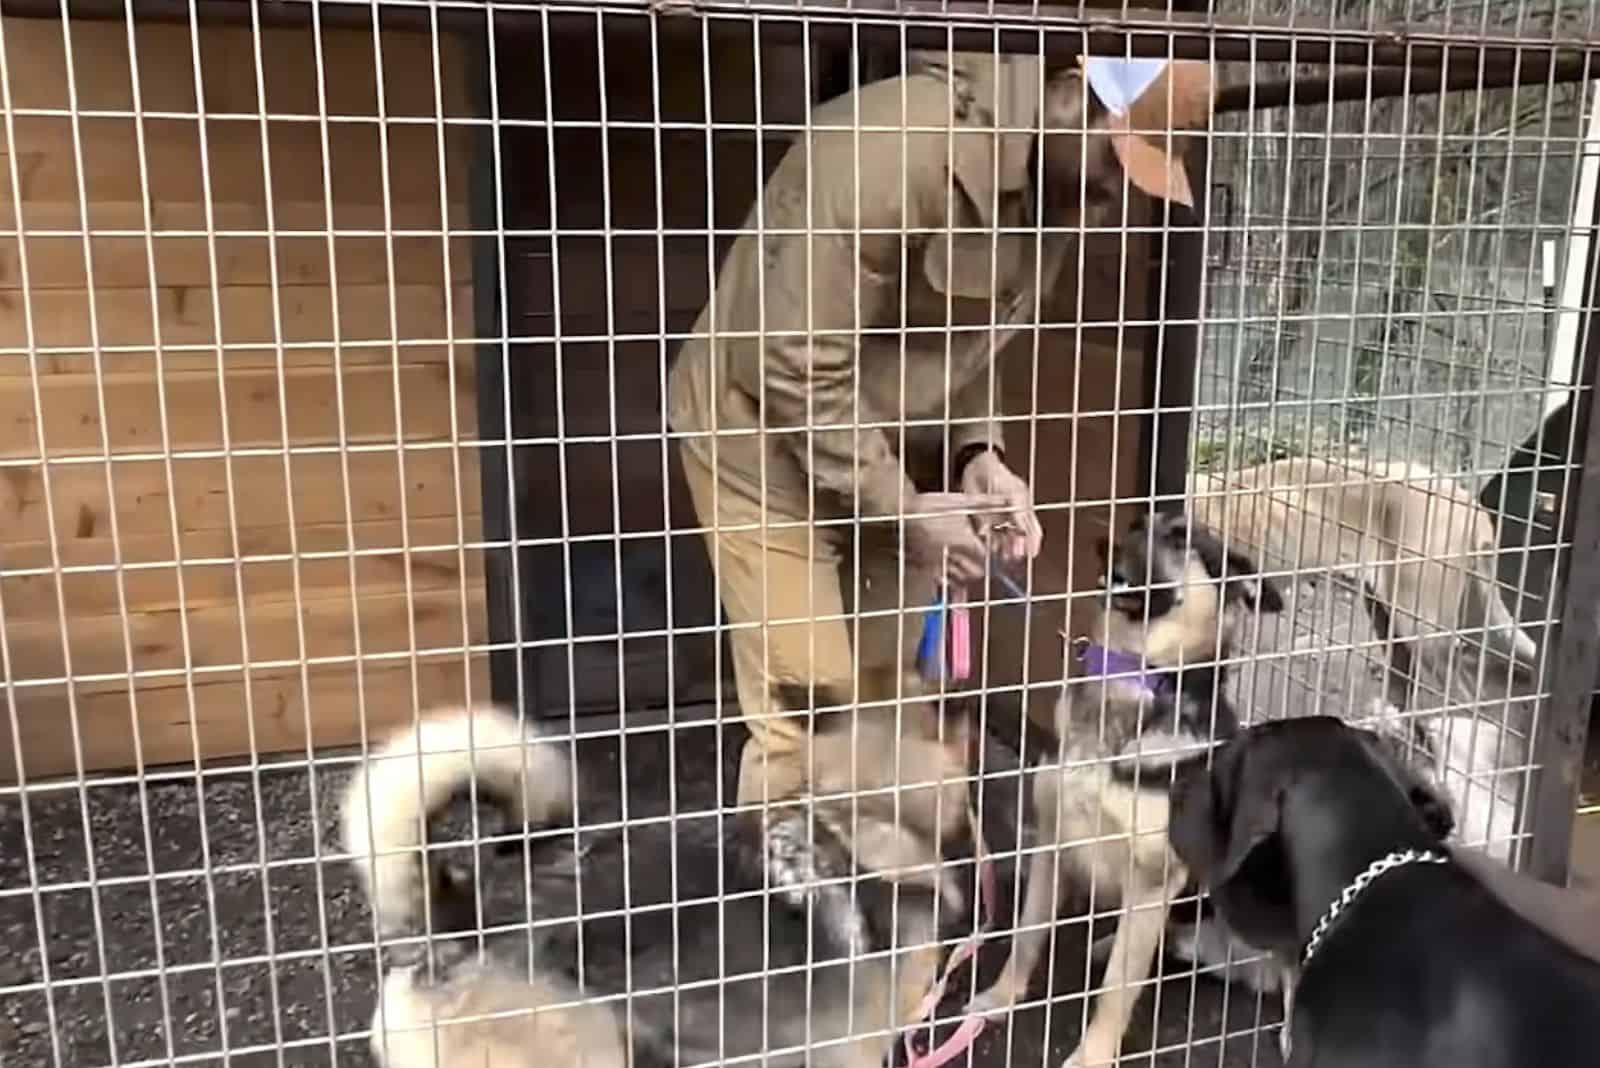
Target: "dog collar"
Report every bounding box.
[1302,848,1449,967]
[1075,640,1171,696]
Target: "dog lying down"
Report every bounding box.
[340,698,1022,1068]
[1170,716,1600,1068]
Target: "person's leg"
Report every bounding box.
[680,449,854,806]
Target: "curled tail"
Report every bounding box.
[340,705,572,935]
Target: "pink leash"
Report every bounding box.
[901,815,997,1068]
[902,576,997,1066]
[947,591,972,683]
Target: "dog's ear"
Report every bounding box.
[1167,757,1223,878]
[1188,528,1285,615]
[1169,739,1286,889]
[1407,779,1456,841]
[1229,547,1286,614]
[1356,729,1457,842]
[1172,730,1307,959]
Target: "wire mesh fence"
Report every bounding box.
[0,2,1595,1067]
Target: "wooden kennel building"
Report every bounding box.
[0,16,484,777]
[0,7,1206,780]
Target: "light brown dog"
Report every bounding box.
[1190,457,1539,860]
[1191,457,1537,704]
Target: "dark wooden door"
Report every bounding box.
[476,17,817,718]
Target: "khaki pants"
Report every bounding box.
[681,449,966,1049]
[680,448,942,806]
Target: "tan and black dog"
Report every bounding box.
[968,512,1286,1067]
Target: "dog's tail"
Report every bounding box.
[340,705,572,935]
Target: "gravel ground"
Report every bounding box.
[0,714,1287,1068]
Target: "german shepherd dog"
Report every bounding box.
[341,691,1021,1068]
[965,512,1286,1066]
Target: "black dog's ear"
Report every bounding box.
[1188,528,1286,615]
[1357,729,1456,841]
[1168,758,1223,879]
[1169,740,1287,889]
[1409,781,1456,841]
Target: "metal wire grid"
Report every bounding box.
[0,2,1594,1067]
[1195,39,1590,854]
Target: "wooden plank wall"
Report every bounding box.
[0,17,484,779]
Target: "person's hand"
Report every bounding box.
[902,492,1010,585]
[960,450,1043,563]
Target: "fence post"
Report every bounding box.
[1526,156,1600,884]
[469,29,522,711]
[1145,111,1209,510]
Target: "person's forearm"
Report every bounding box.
[948,371,1007,457]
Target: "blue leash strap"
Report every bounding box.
[916,589,946,679]
[989,564,1028,602]
[916,563,1028,681]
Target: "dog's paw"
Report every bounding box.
[1063,1042,1118,1068]
[1167,923,1200,965]
[1252,958,1286,995]
[1278,980,1296,1062]
[964,980,1021,1019]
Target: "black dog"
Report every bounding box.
[1169,716,1600,1068]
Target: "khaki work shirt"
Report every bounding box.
[668,53,1073,523]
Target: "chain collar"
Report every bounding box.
[1302,849,1449,968]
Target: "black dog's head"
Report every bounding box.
[1168,716,1455,958]
[1093,512,1286,666]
